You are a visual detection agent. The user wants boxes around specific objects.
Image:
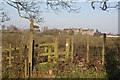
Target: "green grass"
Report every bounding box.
[32,63,107,78]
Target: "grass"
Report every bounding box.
[32,63,107,78]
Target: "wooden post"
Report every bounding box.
[9,44,12,68]
[9,44,12,77]
[54,38,58,62]
[25,60,27,78]
[28,19,34,77]
[86,35,90,63]
[65,39,70,64]
[102,33,106,66]
[71,36,74,63]
[32,40,35,69]
[48,47,52,62]
[45,47,48,53]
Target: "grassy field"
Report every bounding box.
[2,30,120,78]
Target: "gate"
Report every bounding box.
[33,38,70,65]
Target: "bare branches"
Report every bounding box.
[90,0,118,11]
[0,3,10,24]
[16,3,30,20]
[4,1,80,24]
[46,1,80,13]
[5,1,44,24]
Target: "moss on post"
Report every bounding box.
[45,47,48,53]
[48,47,52,62]
[25,60,27,78]
[54,38,58,62]
[87,35,90,63]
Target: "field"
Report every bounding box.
[2,30,120,78]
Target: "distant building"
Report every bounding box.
[63,28,94,35]
[100,33,120,38]
[106,34,119,38]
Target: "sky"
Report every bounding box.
[1,1,118,34]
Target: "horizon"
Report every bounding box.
[3,25,119,35]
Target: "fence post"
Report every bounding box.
[71,36,74,63]
[32,40,35,70]
[87,35,90,63]
[66,39,70,64]
[48,47,52,62]
[28,19,34,77]
[9,44,12,68]
[54,38,58,62]
[9,44,12,78]
[25,60,27,78]
[102,33,106,66]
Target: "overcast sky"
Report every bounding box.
[2,1,118,34]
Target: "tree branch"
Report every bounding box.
[16,3,30,20]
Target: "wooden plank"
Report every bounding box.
[6,57,14,60]
[3,49,9,52]
[38,52,55,56]
[3,46,29,52]
[39,62,48,64]
[38,43,55,47]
